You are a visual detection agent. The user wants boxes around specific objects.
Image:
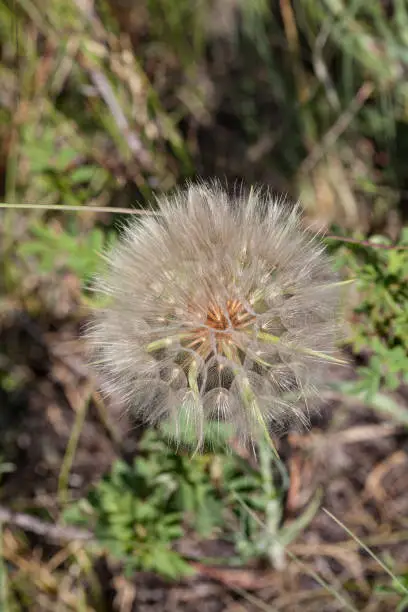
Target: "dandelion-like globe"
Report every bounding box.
[87,182,344,449]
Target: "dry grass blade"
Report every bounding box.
[0,202,157,214]
[0,522,9,612]
[235,495,359,612]
[323,508,408,595]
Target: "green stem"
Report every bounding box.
[257,434,285,569]
[254,331,348,365]
[145,333,190,352]
[223,341,280,458]
[58,395,90,506]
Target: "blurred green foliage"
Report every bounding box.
[376,572,408,612]
[63,429,320,578]
[64,450,194,579]
[330,230,408,400]
[18,222,114,283]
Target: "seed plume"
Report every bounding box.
[86,182,345,449]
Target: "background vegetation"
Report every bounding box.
[1,1,408,610]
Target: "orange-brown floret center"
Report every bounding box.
[206,299,254,330]
[184,299,255,359]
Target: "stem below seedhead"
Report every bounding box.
[223,343,280,459]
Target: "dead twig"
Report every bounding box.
[83,65,151,168]
[0,506,93,543]
[301,82,374,173]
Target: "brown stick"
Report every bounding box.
[0,506,93,543]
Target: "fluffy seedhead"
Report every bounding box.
[87,182,345,450]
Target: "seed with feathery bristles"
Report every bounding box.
[86,181,346,449]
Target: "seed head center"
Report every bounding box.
[206,299,253,331]
[184,299,255,360]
